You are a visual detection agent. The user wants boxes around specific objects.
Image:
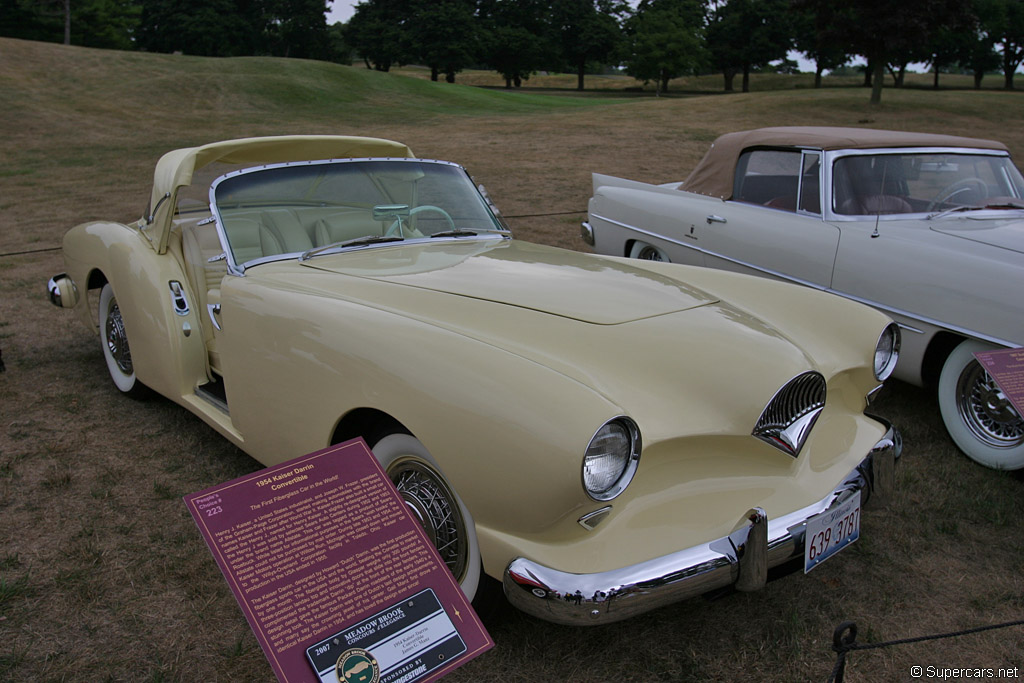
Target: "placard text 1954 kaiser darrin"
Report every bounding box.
[586,126,1023,470]
[49,136,900,625]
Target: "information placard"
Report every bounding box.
[974,347,1024,418]
[184,438,492,683]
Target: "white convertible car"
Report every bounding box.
[586,126,1024,470]
[48,135,901,625]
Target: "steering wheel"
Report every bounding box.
[385,205,456,237]
[927,177,989,211]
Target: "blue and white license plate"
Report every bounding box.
[804,491,861,573]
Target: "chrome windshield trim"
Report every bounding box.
[822,147,1019,221]
[503,420,900,625]
[208,157,511,275]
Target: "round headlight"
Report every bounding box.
[874,323,901,381]
[583,418,641,501]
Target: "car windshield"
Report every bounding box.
[211,159,508,269]
[832,152,1024,216]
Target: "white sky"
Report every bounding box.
[326,0,358,25]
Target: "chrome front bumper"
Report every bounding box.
[503,420,901,625]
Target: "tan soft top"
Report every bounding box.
[680,126,1009,199]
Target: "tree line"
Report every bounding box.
[4,0,1024,102]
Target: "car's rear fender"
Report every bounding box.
[61,221,210,398]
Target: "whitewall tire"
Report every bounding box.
[370,433,482,600]
[629,241,670,262]
[98,283,146,397]
[938,339,1024,470]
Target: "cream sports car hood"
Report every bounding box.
[299,239,718,324]
[248,239,880,438]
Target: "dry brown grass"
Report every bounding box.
[2,38,1023,681]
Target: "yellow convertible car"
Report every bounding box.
[48,136,900,625]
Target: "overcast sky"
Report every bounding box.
[326,0,358,25]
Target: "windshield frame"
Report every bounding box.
[824,147,1024,222]
[209,157,511,275]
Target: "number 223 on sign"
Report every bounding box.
[804,491,861,573]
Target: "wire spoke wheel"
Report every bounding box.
[104,298,133,376]
[98,283,147,396]
[939,339,1024,469]
[388,457,468,582]
[955,361,1024,449]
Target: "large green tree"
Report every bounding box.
[478,0,554,87]
[623,0,706,94]
[263,0,331,60]
[705,0,792,92]
[835,0,965,103]
[72,0,140,49]
[137,0,261,56]
[405,0,479,82]
[550,0,627,90]
[0,0,139,48]
[791,0,854,88]
[981,0,1024,89]
[343,0,412,71]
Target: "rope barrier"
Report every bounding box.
[828,618,1024,683]
[0,246,63,257]
[504,209,586,218]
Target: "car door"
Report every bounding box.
[699,149,840,289]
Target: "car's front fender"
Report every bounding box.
[215,273,629,576]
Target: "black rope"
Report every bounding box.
[829,619,1024,683]
[0,245,62,257]
[504,209,586,218]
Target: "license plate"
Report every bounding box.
[804,491,861,573]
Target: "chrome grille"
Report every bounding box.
[753,372,826,457]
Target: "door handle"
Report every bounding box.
[208,304,222,331]
[706,215,727,224]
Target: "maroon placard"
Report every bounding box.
[184,438,492,683]
[974,347,1024,418]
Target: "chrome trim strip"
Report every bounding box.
[590,212,1019,349]
[591,212,695,250]
[503,420,900,625]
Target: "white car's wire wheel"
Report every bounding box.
[371,433,481,599]
[629,241,669,262]
[98,283,146,396]
[938,339,1024,469]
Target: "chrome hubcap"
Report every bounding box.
[389,459,467,581]
[637,246,664,261]
[105,300,133,375]
[956,361,1024,448]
